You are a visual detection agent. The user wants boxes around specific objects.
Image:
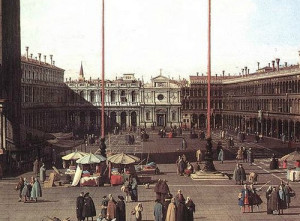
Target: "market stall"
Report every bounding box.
[107,153,140,185]
[72,153,106,187]
[280,150,300,182]
[62,150,88,174]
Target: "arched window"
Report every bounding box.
[120,90,126,103]
[90,91,95,102]
[146,111,150,121]
[131,91,136,102]
[172,112,176,121]
[111,91,116,102]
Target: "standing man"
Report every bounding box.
[116,195,126,221]
[154,199,163,221]
[160,179,170,203]
[196,149,202,163]
[82,192,96,221]
[33,158,39,177]
[76,192,84,221]
[218,147,224,164]
[239,164,246,185]
[247,148,254,166]
[100,196,108,219]
[130,175,138,202]
[154,179,162,202]
[39,163,46,183]
[181,138,187,150]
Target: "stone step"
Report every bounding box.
[191,172,229,180]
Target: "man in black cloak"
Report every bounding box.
[116,195,126,221]
[76,192,84,221]
[82,192,96,221]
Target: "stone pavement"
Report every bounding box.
[0,158,299,221]
[1,130,300,221]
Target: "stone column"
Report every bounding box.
[126,112,130,128]
[288,120,290,140]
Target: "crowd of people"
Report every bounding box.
[153,185,195,221]
[175,155,194,176]
[15,176,42,203]
[266,182,295,215]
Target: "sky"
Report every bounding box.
[21,0,300,82]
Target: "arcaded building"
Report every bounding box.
[21,48,68,133]
[65,67,183,131]
[182,54,300,141]
[65,67,142,132]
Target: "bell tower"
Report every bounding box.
[0,0,21,156]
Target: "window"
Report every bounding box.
[120,90,127,102]
[111,91,116,102]
[172,112,176,121]
[146,112,150,121]
[132,91,136,102]
[90,91,95,102]
[157,94,164,100]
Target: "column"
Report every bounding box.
[264,119,267,136]
[288,120,290,140]
[270,119,273,137]
[293,122,296,141]
[126,112,130,128]
[281,120,284,137]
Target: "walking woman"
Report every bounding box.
[133,203,143,221]
[166,198,176,221]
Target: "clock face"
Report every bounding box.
[157,94,164,100]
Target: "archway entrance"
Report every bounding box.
[131,112,137,127]
[157,114,165,127]
[121,112,127,130]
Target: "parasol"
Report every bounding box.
[76,153,107,164]
[107,153,140,165]
[62,151,87,160]
[280,151,300,161]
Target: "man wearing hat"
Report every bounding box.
[116,195,126,221]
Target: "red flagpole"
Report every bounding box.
[101,0,105,139]
[207,0,211,138]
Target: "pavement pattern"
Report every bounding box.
[0,130,299,221]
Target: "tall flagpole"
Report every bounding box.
[101,0,105,139]
[207,0,211,138]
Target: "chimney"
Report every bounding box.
[53,60,55,66]
[69,77,71,81]
[248,69,250,75]
[196,72,199,76]
[66,78,68,82]
[38,53,41,64]
[50,55,53,65]
[268,63,270,67]
[298,50,300,65]
[244,66,248,75]
[215,74,218,79]
[272,60,275,71]
[257,62,260,70]
[222,70,225,77]
[35,57,37,61]
[25,46,29,60]
[30,54,33,59]
[242,68,244,75]
[229,73,231,76]
[275,58,280,71]
[285,62,287,67]
[44,55,47,63]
